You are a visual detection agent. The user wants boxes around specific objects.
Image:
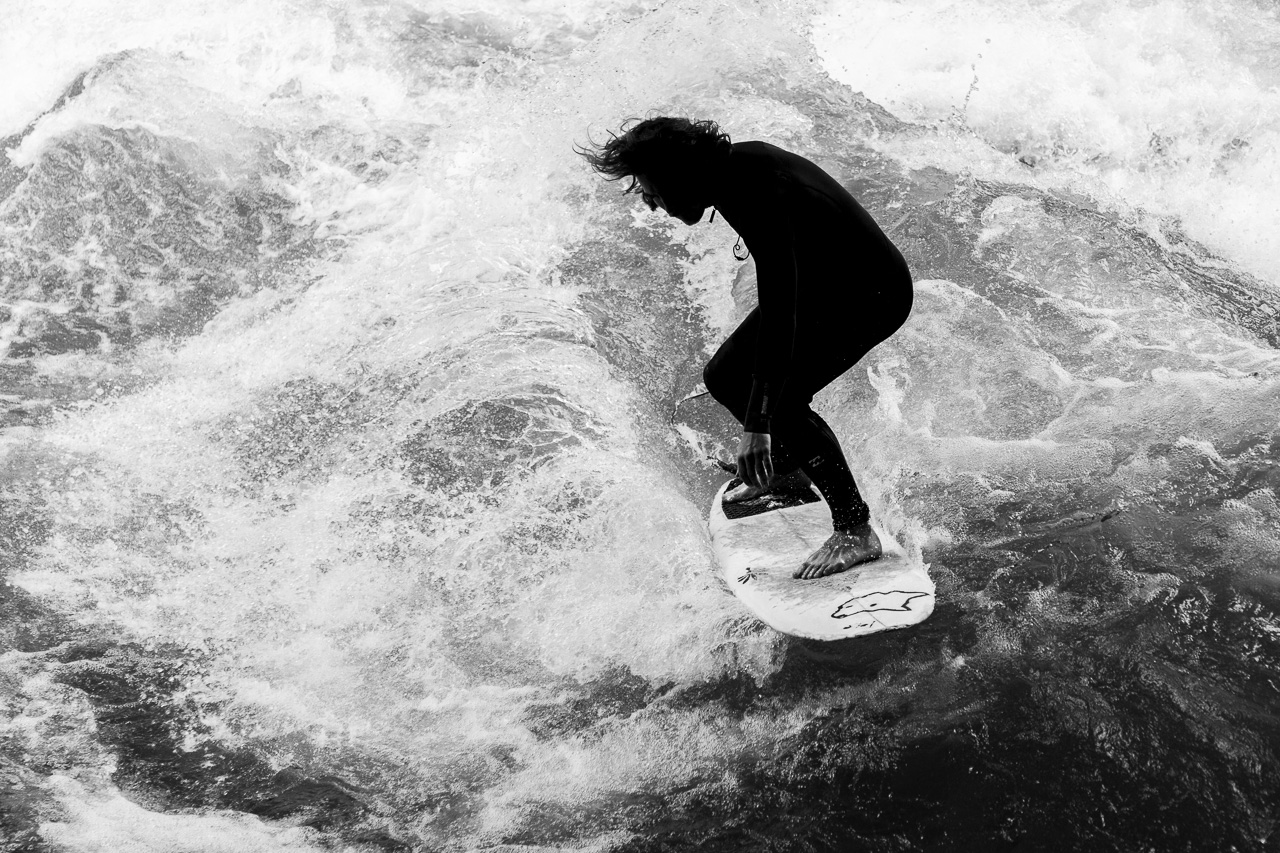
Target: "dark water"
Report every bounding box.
[2,0,1279,850]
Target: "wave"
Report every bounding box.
[1,0,1278,850]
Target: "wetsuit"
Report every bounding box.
[704,141,913,532]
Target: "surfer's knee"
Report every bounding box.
[702,351,732,406]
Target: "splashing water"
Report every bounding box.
[2,0,1279,850]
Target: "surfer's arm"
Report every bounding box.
[737,430,773,489]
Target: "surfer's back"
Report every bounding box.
[722,140,910,289]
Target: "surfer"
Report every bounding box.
[577,117,913,579]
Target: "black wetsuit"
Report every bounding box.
[704,141,913,531]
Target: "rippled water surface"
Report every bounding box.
[2,0,1279,850]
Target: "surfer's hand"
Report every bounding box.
[736,431,773,489]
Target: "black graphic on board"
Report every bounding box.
[832,590,930,630]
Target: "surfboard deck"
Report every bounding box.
[709,480,934,640]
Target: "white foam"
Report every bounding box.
[9,0,1280,847]
[812,0,1280,285]
[41,776,333,853]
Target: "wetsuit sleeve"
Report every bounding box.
[740,172,799,434]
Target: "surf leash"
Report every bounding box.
[669,385,738,474]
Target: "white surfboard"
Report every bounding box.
[709,480,934,640]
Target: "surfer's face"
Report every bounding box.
[636,173,706,226]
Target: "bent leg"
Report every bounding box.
[704,276,913,537]
[703,308,757,427]
[781,283,914,578]
[704,309,829,483]
[771,410,869,530]
[704,310,804,499]
[772,301,911,530]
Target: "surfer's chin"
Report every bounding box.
[677,208,705,226]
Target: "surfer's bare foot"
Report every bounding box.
[724,468,812,503]
[793,524,882,580]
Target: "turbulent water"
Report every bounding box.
[2,0,1279,850]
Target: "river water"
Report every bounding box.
[2,0,1279,850]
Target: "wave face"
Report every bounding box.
[2,0,1279,850]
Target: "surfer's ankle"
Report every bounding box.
[834,520,874,538]
[836,525,880,557]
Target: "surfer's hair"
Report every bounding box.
[575,116,732,193]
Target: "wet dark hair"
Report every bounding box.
[574,116,732,198]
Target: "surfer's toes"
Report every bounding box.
[793,560,853,580]
[793,529,883,580]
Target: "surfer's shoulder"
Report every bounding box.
[729,140,782,169]
[725,141,795,193]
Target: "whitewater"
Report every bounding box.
[1,0,1278,850]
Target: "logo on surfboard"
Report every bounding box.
[831,590,930,630]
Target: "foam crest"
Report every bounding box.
[6,10,832,838]
[41,776,332,853]
[813,0,1280,284]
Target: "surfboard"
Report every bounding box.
[708,480,934,640]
